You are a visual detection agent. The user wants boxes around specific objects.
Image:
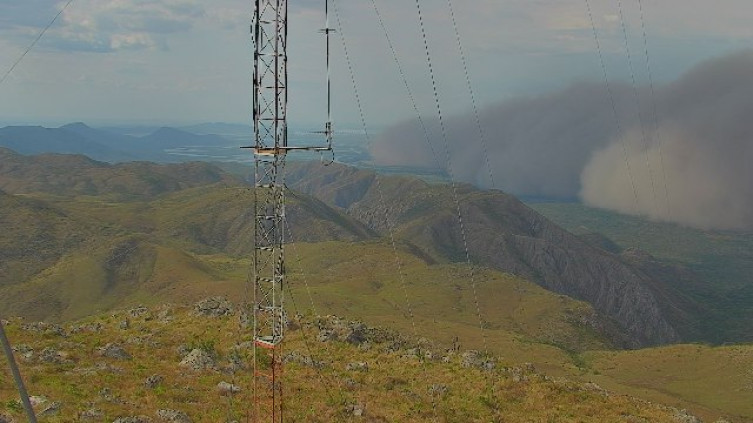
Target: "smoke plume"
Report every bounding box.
[371,50,753,231]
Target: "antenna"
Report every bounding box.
[249,0,333,421]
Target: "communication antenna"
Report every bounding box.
[248,0,333,421]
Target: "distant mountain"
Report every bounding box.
[0,123,239,163]
[0,124,134,162]
[0,147,240,199]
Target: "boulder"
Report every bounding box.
[179,349,216,371]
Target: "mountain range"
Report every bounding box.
[0,148,751,420]
[0,123,240,163]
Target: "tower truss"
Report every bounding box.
[250,0,332,421]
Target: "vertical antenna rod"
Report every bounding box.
[322,0,334,146]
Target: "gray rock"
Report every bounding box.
[194,297,233,317]
[402,348,419,358]
[621,416,649,423]
[98,343,132,360]
[428,384,449,396]
[344,323,367,344]
[481,359,496,371]
[345,362,369,372]
[157,307,174,323]
[345,403,364,417]
[145,374,164,389]
[129,306,151,318]
[21,322,65,337]
[217,381,241,395]
[119,319,130,330]
[156,409,191,423]
[40,401,61,416]
[673,409,701,423]
[39,347,62,364]
[79,408,104,420]
[583,382,608,396]
[343,378,358,390]
[284,351,324,369]
[226,351,246,371]
[12,344,33,354]
[176,344,192,358]
[461,350,481,368]
[317,329,336,343]
[0,413,14,423]
[113,417,152,423]
[29,396,48,406]
[179,349,216,371]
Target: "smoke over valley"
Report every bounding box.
[371,50,753,231]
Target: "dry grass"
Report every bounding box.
[0,304,687,422]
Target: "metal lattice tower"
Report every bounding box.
[250,0,332,421]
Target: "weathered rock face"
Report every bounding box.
[113,417,152,423]
[193,297,233,317]
[287,162,681,347]
[156,409,191,423]
[97,343,132,360]
[179,349,216,371]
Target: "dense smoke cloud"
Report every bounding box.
[371,50,753,231]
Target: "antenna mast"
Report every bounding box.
[250,0,332,420]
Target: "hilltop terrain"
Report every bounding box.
[0,149,751,421]
[0,302,713,423]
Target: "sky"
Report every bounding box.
[0,0,752,128]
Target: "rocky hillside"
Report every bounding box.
[0,150,690,347]
[0,300,704,423]
[286,162,682,347]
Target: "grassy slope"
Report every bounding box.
[0,305,689,423]
[284,241,610,357]
[584,344,753,422]
[529,202,753,343]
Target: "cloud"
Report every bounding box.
[0,0,208,53]
[372,50,753,231]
